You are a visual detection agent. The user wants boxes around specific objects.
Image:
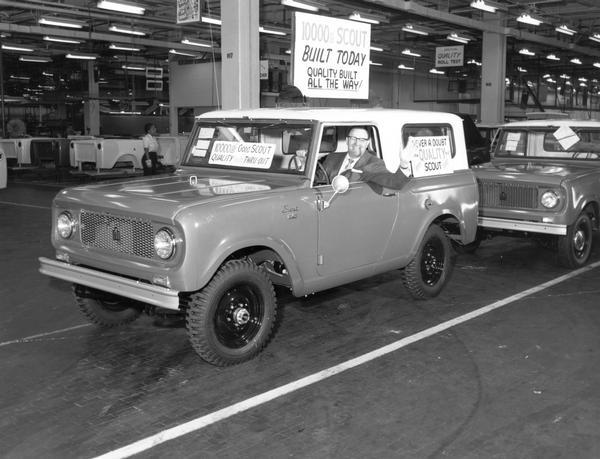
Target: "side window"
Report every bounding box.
[402,124,455,158]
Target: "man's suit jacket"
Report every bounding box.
[322,151,387,183]
[321,151,410,193]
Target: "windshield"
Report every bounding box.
[495,127,600,160]
[182,120,315,175]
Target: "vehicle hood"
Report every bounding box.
[474,160,596,185]
[53,169,300,220]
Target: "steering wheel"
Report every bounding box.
[288,155,305,171]
[314,160,330,185]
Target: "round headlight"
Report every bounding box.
[57,211,75,239]
[154,228,176,259]
[541,190,560,209]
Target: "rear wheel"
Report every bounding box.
[186,259,277,366]
[403,225,453,299]
[557,212,593,268]
[73,284,142,327]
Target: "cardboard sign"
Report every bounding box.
[292,12,371,99]
[403,136,454,177]
[209,141,275,169]
[435,46,464,67]
[177,0,200,24]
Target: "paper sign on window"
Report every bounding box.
[209,141,275,169]
[553,125,580,150]
[505,132,521,151]
[403,136,453,177]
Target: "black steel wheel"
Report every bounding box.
[186,259,277,366]
[73,284,142,327]
[403,225,453,299]
[557,212,593,269]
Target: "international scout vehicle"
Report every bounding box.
[39,108,478,366]
[474,119,600,268]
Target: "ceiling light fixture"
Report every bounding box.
[109,24,146,36]
[201,16,222,26]
[259,26,287,36]
[467,59,482,66]
[559,74,570,79]
[402,24,428,36]
[348,11,386,25]
[109,43,142,52]
[19,55,52,63]
[589,33,600,43]
[43,35,82,44]
[570,57,582,64]
[39,16,86,29]
[10,75,30,81]
[122,65,145,71]
[519,48,535,56]
[470,0,497,13]
[66,52,98,60]
[280,0,320,12]
[579,77,588,82]
[447,33,470,44]
[1,44,34,52]
[370,61,383,66]
[397,64,415,70]
[169,49,198,57]
[546,78,556,83]
[546,54,560,61]
[517,66,527,72]
[516,13,542,26]
[555,24,576,36]
[429,69,445,75]
[370,45,384,52]
[594,62,600,68]
[181,37,213,48]
[97,0,145,15]
[401,49,421,57]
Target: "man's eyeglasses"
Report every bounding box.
[347,136,369,144]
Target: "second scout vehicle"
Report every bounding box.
[39,108,478,366]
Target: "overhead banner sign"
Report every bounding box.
[292,12,370,99]
[177,0,201,24]
[435,45,464,67]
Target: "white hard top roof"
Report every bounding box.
[502,119,600,128]
[197,107,461,124]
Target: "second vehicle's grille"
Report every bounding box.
[80,210,154,258]
[478,180,539,209]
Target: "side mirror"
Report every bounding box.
[323,174,349,209]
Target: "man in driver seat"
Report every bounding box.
[322,126,411,191]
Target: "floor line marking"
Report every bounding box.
[0,200,51,210]
[92,259,600,459]
[0,323,92,347]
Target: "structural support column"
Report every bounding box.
[220,0,260,109]
[84,61,100,136]
[480,24,506,124]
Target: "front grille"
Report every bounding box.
[478,179,538,209]
[80,210,154,258]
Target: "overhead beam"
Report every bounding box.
[0,23,220,53]
[364,0,600,58]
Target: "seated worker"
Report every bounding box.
[322,126,411,192]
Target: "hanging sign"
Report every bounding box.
[177,0,201,24]
[292,12,371,99]
[435,45,464,67]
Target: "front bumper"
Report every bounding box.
[478,216,567,235]
[39,257,180,309]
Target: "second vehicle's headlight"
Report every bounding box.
[541,190,560,209]
[57,211,75,239]
[154,228,176,259]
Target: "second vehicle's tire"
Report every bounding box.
[186,259,277,366]
[557,211,593,269]
[403,225,453,299]
[73,284,142,327]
